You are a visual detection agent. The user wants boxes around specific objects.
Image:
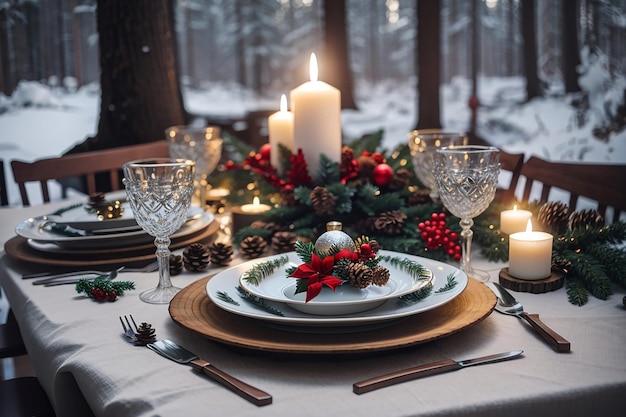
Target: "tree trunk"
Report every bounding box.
[322,0,357,109]
[68,0,186,153]
[0,7,13,94]
[561,0,581,93]
[521,0,542,100]
[415,0,441,129]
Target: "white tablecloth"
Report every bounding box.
[1,200,625,417]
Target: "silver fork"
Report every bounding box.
[25,260,159,281]
[119,315,138,343]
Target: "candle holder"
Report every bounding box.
[499,267,565,294]
[231,197,271,234]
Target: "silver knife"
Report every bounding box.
[353,350,523,394]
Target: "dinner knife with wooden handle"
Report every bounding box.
[353,350,523,394]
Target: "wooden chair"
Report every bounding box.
[495,149,525,206]
[0,160,8,206]
[519,155,626,223]
[11,141,170,206]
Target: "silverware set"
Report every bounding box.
[23,260,159,286]
[119,315,272,407]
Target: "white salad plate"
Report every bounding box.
[206,251,468,327]
[237,252,433,315]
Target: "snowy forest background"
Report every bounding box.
[0,0,625,206]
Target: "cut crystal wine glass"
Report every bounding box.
[408,130,468,200]
[434,146,500,282]
[123,158,195,304]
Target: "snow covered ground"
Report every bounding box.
[1,68,624,207]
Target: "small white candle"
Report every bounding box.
[290,53,342,169]
[240,196,271,214]
[509,220,553,280]
[268,94,294,174]
[500,205,533,235]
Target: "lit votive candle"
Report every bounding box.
[500,205,533,235]
[231,197,271,233]
[508,220,553,280]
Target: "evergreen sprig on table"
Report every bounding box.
[75,277,135,302]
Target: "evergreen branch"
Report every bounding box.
[435,273,458,293]
[294,240,314,264]
[587,242,626,287]
[399,283,434,305]
[51,202,84,216]
[236,286,284,316]
[240,255,290,286]
[378,255,429,281]
[216,291,240,306]
[317,154,341,185]
[566,278,589,306]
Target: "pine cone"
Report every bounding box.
[374,210,407,235]
[310,186,337,216]
[240,235,268,259]
[183,243,211,272]
[169,254,183,276]
[368,239,381,254]
[134,322,157,346]
[552,257,572,272]
[86,192,107,210]
[537,202,570,235]
[207,242,234,266]
[370,265,390,286]
[271,231,298,253]
[345,262,373,289]
[407,189,432,206]
[388,168,412,191]
[357,154,377,180]
[568,209,604,231]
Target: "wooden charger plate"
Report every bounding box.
[169,276,496,355]
[4,220,220,268]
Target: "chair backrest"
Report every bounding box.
[519,155,626,223]
[11,141,170,206]
[496,149,525,205]
[0,160,8,206]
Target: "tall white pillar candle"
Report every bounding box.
[508,220,553,280]
[500,205,533,235]
[268,94,294,174]
[290,53,342,169]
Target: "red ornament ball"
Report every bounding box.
[259,143,271,161]
[372,163,394,186]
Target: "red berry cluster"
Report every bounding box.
[418,213,461,261]
[90,288,117,302]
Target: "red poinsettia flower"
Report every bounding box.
[290,253,344,302]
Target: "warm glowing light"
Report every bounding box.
[279,94,287,112]
[525,219,533,233]
[309,53,318,82]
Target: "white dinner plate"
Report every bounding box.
[206,251,468,327]
[238,252,433,315]
[17,210,213,249]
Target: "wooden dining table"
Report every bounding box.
[1,197,625,417]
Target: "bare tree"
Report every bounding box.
[561,0,581,93]
[415,0,441,129]
[67,0,186,153]
[521,0,542,100]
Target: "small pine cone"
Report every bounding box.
[374,210,407,235]
[271,231,298,253]
[183,243,211,272]
[407,189,432,206]
[240,235,268,259]
[134,322,157,346]
[388,168,412,191]
[552,257,572,272]
[568,209,604,231]
[537,202,570,235]
[357,154,377,180]
[280,185,297,206]
[169,254,183,276]
[86,192,106,209]
[370,265,390,286]
[368,239,381,254]
[310,186,337,216]
[207,242,234,266]
[345,262,373,289]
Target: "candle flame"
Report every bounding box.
[513,204,518,212]
[279,94,287,112]
[525,219,533,233]
[252,196,260,207]
[309,53,318,82]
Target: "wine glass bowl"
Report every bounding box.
[408,130,468,200]
[166,125,222,207]
[123,158,195,304]
[434,146,500,282]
